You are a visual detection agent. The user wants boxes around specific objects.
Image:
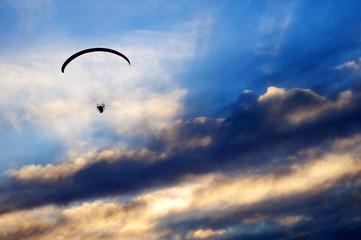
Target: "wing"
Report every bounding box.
[61,47,130,73]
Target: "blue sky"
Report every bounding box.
[1,0,361,239]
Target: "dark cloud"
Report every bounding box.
[2,86,361,216]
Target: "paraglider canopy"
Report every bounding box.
[61,47,130,73]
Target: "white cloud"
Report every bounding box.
[0,18,214,169]
[258,86,287,102]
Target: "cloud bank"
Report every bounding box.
[1,86,361,239]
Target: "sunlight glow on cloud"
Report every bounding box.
[186,228,227,239]
[188,153,360,216]
[4,115,219,182]
[257,86,287,102]
[5,151,95,182]
[1,133,361,239]
[258,86,353,125]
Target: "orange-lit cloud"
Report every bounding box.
[2,134,360,239]
[186,228,226,239]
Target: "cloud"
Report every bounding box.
[255,3,295,58]
[3,86,361,213]
[0,18,214,174]
[4,134,361,213]
[335,57,361,70]
[155,117,223,152]
[2,85,361,239]
[275,215,312,227]
[5,147,168,182]
[5,0,54,33]
[186,228,226,239]
[0,41,188,140]
[5,151,95,182]
[258,86,353,125]
[1,131,361,239]
[0,200,167,240]
[242,213,269,224]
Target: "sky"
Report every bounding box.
[1,0,361,239]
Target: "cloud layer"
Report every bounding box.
[1,86,361,239]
